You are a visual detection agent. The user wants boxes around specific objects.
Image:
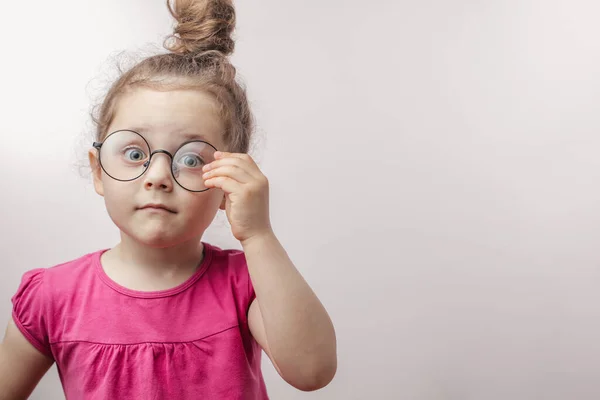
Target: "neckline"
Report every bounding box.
[93,242,214,299]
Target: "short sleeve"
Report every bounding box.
[11,268,53,357]
[224,249,256,323]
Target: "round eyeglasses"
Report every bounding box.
[93,130,218,192]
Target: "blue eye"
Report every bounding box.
[124,148,146,162]
[177,154,204,168]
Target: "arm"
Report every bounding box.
[244,232,337,392]
[203,151,337,391]
[0,319,53,400]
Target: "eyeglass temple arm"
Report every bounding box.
[93,142,102,149]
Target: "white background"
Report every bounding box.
[1,0,600,399]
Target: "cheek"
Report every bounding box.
[102,180,136,214]
[180,191,223,221]
[195,191,222,210]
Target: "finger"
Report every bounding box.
[203,176,243,194]
[203,165,253,184]
[214,151,257,167]
[204,155,261,179]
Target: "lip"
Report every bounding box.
[138,204,176,213]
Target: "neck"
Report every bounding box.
[112,233,205,277]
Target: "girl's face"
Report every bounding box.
[89,87,227,248]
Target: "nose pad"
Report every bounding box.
[144,150,174,171]
[144,149,173,168]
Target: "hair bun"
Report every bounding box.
[164,0,236,56]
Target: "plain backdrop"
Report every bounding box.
[1,0,600,399]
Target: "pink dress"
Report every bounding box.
[11,242,269,399]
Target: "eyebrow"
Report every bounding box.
[179,132,211,142]
[127,126,211,143]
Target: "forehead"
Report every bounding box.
[107,87,225,149]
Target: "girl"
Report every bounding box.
[0,0,337,398]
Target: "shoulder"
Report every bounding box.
[207,242,246,260]
[205,242,248,273]
[203,242,255,322]
[43,249,105,291]
[15,249,105,303]
[11,250,104,355]
[204,242,253,296]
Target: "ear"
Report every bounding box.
[88,149,105,197]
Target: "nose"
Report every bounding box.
[142,152,174,192]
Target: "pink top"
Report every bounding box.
[11,242,268,399]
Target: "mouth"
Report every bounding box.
[138,204,177,214]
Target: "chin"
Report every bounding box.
[110,210,205,248]
[137,235,180,248]
[133,224,204,249]
[138,225,185,247]
[114,218,179,248]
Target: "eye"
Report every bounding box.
[177,154,205,168]
[123,147,146,162]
